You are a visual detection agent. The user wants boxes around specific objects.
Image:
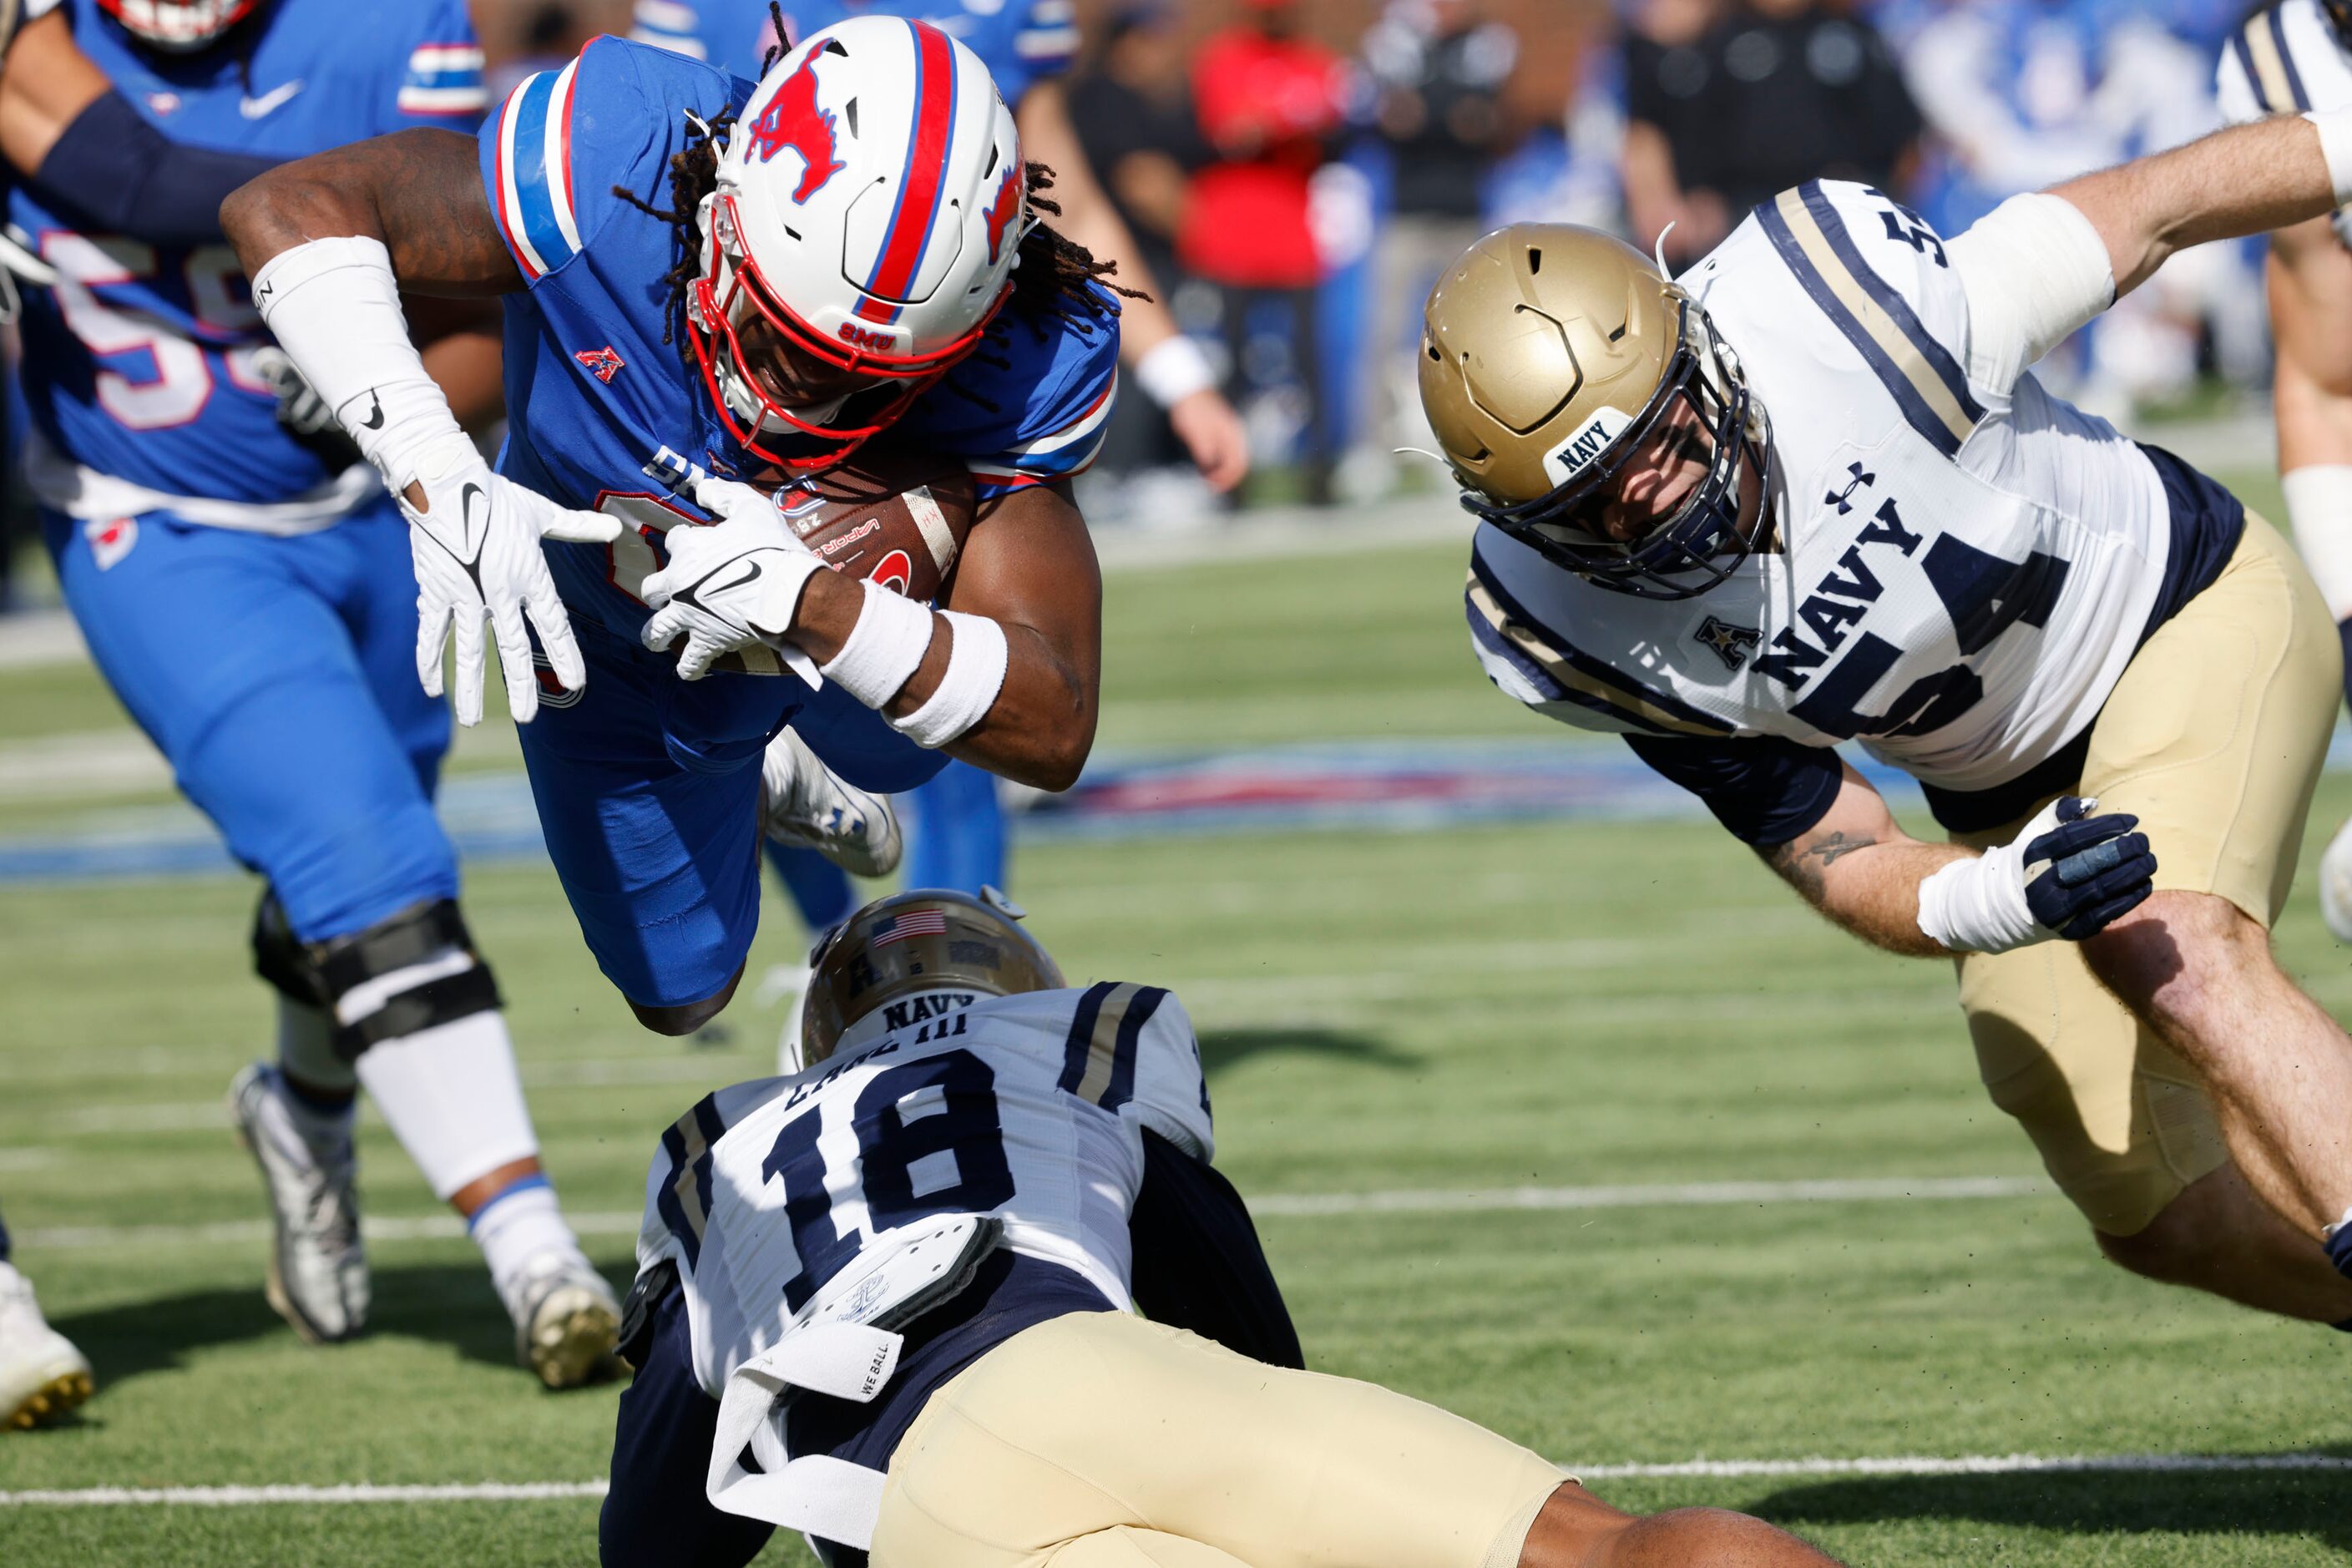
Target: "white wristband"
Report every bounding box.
[250,235,462,488]
[818,580,934,711]
[2283,466,2352,621]
[893,611,1008,747]
[1132,335,1216,409]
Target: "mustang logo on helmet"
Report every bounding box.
[984,160,1024,266]
[741,48,847,204]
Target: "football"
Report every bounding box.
[699,448,975,677]
[775,448,977,604]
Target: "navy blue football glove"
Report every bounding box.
[2021,797,2155,940]
[1919,795,2157,953]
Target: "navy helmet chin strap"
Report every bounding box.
[1457,301,1773,602]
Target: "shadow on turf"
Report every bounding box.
[48,1261,630,1391]
[1754,1462,2352,1550]
[1197,1026,1418,1076]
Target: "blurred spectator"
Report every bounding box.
[1065,3,1216,498]
[1181,0,1348,503]
[1358,0,1521,493]
[1897,0,2248,412]
[1621,0,1919,270]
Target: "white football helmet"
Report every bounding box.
[689,16,1034,474]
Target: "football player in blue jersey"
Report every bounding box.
[633,0,1248,1066]
[0,0,379,1433]
[225,18,1125,1046]
[16,0,627,1390]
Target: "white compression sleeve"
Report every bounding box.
[892,610,1008,747]
[2284,466,2352,621]
[1945,193,2116,396]
[250,235,461,488]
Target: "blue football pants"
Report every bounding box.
[44,498,456,944]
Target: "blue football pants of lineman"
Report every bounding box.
[44,497,457,944]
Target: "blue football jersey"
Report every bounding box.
[479,36,1117,655]
[629,0,1077,104]
[13,0,485,506]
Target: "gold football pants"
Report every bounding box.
[871,1311,1569,1568]
[1955,513,2340,1235]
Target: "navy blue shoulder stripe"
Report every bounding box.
[1755,183,1983,457]
[1467,549,1734,736]
[654,1094,726,1269]
[2231,6,2316,113]
[1058,981,1168,1110]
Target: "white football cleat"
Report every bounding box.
[229,1064,368,1344]
[761,728,901,878]
[0,1262,93,1431]
[2320,816,2352,944]
[506,1250,621,1390]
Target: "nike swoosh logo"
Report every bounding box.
[360,392,383,430]
[460,483,489,561]
[240,80,304,119]
[695,558,763,601]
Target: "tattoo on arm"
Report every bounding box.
[1762,831,1880,902]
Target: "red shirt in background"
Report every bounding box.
[1180,23,1348,289]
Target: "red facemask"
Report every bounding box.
[685,193,1011,475]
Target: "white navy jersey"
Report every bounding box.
[1469,180,2212,816]
[637,982,1212,1400]
[2217,0,2352,247]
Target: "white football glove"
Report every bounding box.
[401,431,622,726]
[640,477,825,683]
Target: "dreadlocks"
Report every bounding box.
[609,118,1136,367]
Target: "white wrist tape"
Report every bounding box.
[2283,466,2352,622]
[2308,108,2352,206]
[818,580,933,711]
[1132,335,1216,409]
[893,611,1008,747]
[1917,843,2043,954]
[250,235,462,488]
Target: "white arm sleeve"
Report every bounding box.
[1944,193,2117,397]
[2283,466,2352,620]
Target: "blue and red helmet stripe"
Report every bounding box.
[856,20,959,326]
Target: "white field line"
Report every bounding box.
[4,1450,2347,1507]
[14,1176,2048,1252]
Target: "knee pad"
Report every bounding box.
[309,898,503,1061]
[250,893,325,1007]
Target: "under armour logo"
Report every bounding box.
[1695,615,1763,671]
[1824,462,1874,514]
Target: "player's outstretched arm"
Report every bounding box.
[223,131,619,729]
[1941,112,2351,400]
[222,129,523,297]
[1755,762,2153,959]
[2052,112,2345,298]
[2267,218,2352,632]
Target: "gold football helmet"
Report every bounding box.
[798,887,1065,1068]
[1418,224,1770,599]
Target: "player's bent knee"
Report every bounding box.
[266,898,505,1059]
[2080,891,2267,1023]
[628,966,744,1037]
